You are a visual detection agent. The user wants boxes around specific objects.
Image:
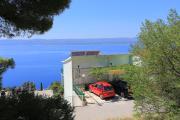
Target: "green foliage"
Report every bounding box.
[90,65,130,81]
[49,81,64,96]
[0,92,74,120]
[0,0,71,38]
[0,58,15,90]
[90,67,108,80]
[22,81,36,91]
[40,82,43,91]
[127,9,180,119]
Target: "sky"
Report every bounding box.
[30,0,180,39]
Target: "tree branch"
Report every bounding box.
[163,51,180,77]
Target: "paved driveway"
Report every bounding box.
[75,99,134,120]
[84,91,123,105]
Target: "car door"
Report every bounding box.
[92,84,97,93]
[96,84,103,95]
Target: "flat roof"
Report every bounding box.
[63,52,131,64]
[71,51,100,56]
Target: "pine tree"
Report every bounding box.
[125,9,180,119]
[0,58,15,90]
[40,82,43,91]
[0,0,71,38]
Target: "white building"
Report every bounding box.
[62,51,133,106]
[34,90,53,98]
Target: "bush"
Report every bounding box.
[0,92,74,120]
[49,81,64,96]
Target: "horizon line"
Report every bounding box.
[0,37,137,40]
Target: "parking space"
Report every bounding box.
[84,91,97,104]
[75,87,134,120]
[75,99,134,120]
[84,91,127,106]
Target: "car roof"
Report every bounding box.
[96,81,111,86]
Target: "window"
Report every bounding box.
[104,86,113,91]
[97,84,103,90]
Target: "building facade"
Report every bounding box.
[62,51,132,105]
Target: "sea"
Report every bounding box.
[0,38,136,89]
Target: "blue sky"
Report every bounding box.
[31,0,180,39]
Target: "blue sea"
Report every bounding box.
[0,38,136,89]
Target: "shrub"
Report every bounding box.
[0,92,74,120]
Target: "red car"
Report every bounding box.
[89,81,115,99]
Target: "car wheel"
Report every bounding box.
[100,95,104,100]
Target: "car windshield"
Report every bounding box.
[104,86,113,91]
